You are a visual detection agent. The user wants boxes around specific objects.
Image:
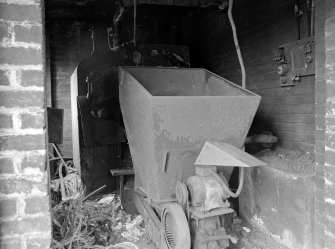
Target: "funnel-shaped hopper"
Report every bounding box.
[119,67,261,201]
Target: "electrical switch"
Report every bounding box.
[276,37,315,87]
[277,64,289,76]
[274,47,286,63]
[304,42,313,63]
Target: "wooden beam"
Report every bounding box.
[70,67,81,174]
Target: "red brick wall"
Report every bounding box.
[194,0,315,153]
[0,1,51,248]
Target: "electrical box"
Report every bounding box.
[274,37,315,87]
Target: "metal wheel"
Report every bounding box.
[176,182,188,206]
[162,203,191,249]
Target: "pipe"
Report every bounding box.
[133,0,137,47]
[307,0,312,37]
[210,167,244,198]
[112,4,126,49]
[228,0,246,89]
[245,134,278,145]
[294,0,302,40]
[90,26,95,55]
[311,0,315,36]
[226,0,246,200]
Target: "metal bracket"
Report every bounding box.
[136,192,161,231]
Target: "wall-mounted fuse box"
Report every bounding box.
[274,37,315,87]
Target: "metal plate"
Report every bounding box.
[119,67,261,200]
[195,141,267,167]
[47,107,64,144]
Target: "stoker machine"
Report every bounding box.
[119,67,266,249]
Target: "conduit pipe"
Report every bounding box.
[225,0,247,197]
[209,1,274,200]
[210,167,244,198]
[228,0,246,89]
[209,133,278,198]
[245,134,278,145]
[133,0,137,46]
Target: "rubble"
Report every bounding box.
[50,160,83,203]
[106,242,139,249]
[254,148,315,175]
[121,215,145,242]
[52,193,145,249]
[98,195,116,205]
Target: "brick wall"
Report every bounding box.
[324,1,335,246]
[314,0,335,248]
[314,0,327,248]
[194,0,315,153]
[0,1,51,249]
[47,21,89,157]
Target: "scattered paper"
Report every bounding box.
[121,215,145,242]
[98,194,115,205]
[107,241,139,249]
[242,227,251,233]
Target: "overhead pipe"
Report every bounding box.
[226,0,247,199]
[294,0,302,40]
[307,0,312,37]
[133,0,137,47]
[108,3,126,50]
[227,0,246,89]
[311,0,315,36]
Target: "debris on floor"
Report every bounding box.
[98,195,116,205]
[224,212,251,245]
[106,242,139,249]
[52,193,146,249]
[50,160,83,203]
[121,215,145,242]
[225,213,290,249]
[254,147,315,175]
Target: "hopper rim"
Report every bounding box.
[118,66,261,98]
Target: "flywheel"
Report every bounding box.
[162,203,191,249]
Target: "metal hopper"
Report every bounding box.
[119,67,261,202]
